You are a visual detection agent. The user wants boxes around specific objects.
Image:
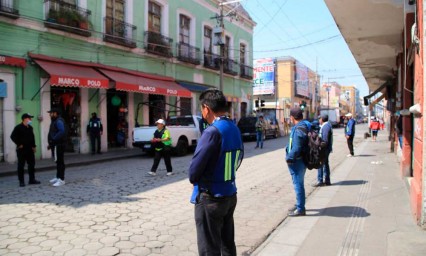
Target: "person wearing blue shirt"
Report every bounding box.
[188,89,244,255]
[47,108,67,187]
[345,113,356,157]
[286,107,310,217]
[313,114,333,187]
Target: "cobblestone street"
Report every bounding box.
[0,125,367,255]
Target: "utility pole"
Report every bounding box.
[219,5,224,91]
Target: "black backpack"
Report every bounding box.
[298,126,328,170]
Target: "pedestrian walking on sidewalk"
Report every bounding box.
[189,89,244,255]
[47,108,67,187]
[313,114,333,187]
[87,112,103,154]
[286,107,310,216]
[148,119,173,176]
[369,117,381,142]
[10,113,41,187]
[255,115,266,149]
[344,113,356,157]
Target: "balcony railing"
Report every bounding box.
[203,51,220,70]
[144,31,173,58]
[224,58,238,76]
[104,17,137,48]
[0,0,19,19]
[176,42,200,65]
[44,0,91,37]
[240,64,253,80]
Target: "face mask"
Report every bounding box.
[27,120,32,125]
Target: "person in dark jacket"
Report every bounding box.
[344,113,356,157]
[87,112,103,154]
[286,107,311,217]
[10,113,41,187]
[189,89,244,255]
[313,114,333,187]
[47,108,67,187]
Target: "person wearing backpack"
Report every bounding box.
[286,107,311,217]
[313,114,333,187]
[47,108,67,187]
[148,119,173,176]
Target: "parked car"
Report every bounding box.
[132,115,200,156]
[237,116,279,140]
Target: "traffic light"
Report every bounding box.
[255,100,259,107]
[261,100,265,107]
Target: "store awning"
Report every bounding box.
[99,69,192,98]
[0,55,26,68]
[177,81,213,92]
[34,60,109,89]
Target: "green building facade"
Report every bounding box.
[0,0,255,162]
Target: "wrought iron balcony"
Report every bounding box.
[176,42,200,65]
[240,64,253,80]
[44,0,91,37]
[104,17,137,48]
[224,58,238,76]
[0,0,19,19]
[144,31,173,58]
[203,51,220,70]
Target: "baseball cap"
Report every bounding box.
[21,113,34,120]
[345,113,352,117]
[155,119,166,125]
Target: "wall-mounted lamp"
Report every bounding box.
[37,115,43,122]
[409,103,422,115]
[15,105,22,112]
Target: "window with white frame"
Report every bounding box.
[204,26,212,53]
[148,1,161,33]
[179,14,190,44]
[240,43,246,65]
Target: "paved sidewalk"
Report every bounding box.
[0,148,143,177]
[253,134,426,256]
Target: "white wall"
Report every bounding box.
[0,71,16,163]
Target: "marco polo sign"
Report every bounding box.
[0,55,26,68]
[51,75,109,89]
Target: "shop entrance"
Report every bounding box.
[51,87,81,153]
[107,89,128,147]
[148,94,165,125]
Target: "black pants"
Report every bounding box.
[53,144,66,180]
[90,133,101,153]
[150,147,172,173]
[195,193,237,256]
[347,136,354,155]
[16,148,36,183]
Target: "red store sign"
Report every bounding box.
[0,55,26,68]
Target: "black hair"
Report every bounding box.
[321,115,329,122]
[199,89,228,113]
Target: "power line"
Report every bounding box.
[253,35,341,52]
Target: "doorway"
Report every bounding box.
[149,94,165,125]
[107,89,128,147]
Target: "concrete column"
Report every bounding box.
[99,89,107,152]
[80,88,90,154]
[40,78,51,159]
[142,94,149,125]
[0,71,16,163]
[127,92,134,148]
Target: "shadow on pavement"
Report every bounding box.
[333,180,368,186]
[355,154,376,157]
[307,206,370,218]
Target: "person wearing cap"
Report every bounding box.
[255,115,266,149]
[47,108,67,187]
[188,89,244,255]
[87,112,103,154]
[286,107,311,216]
[148,119,173,176]
[344,113,356,157]
[10,113,41,187]
[313,114,333,187]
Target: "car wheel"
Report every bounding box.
[175,138,188,156]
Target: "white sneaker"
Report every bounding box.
[147,172,156,176]
[53,179,65,186]
[49,178,58,184]
[166,172,173,176]
[346,154,353,157]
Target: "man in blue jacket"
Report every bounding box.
[47,108,67,187]
[189,89,244,255]
[345,113,356,157]
[313,114,333,187]
[286,107,310,217]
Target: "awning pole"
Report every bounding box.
[31,78,50,101]
[89,89,100,102]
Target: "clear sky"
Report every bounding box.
[240,0,369,97]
